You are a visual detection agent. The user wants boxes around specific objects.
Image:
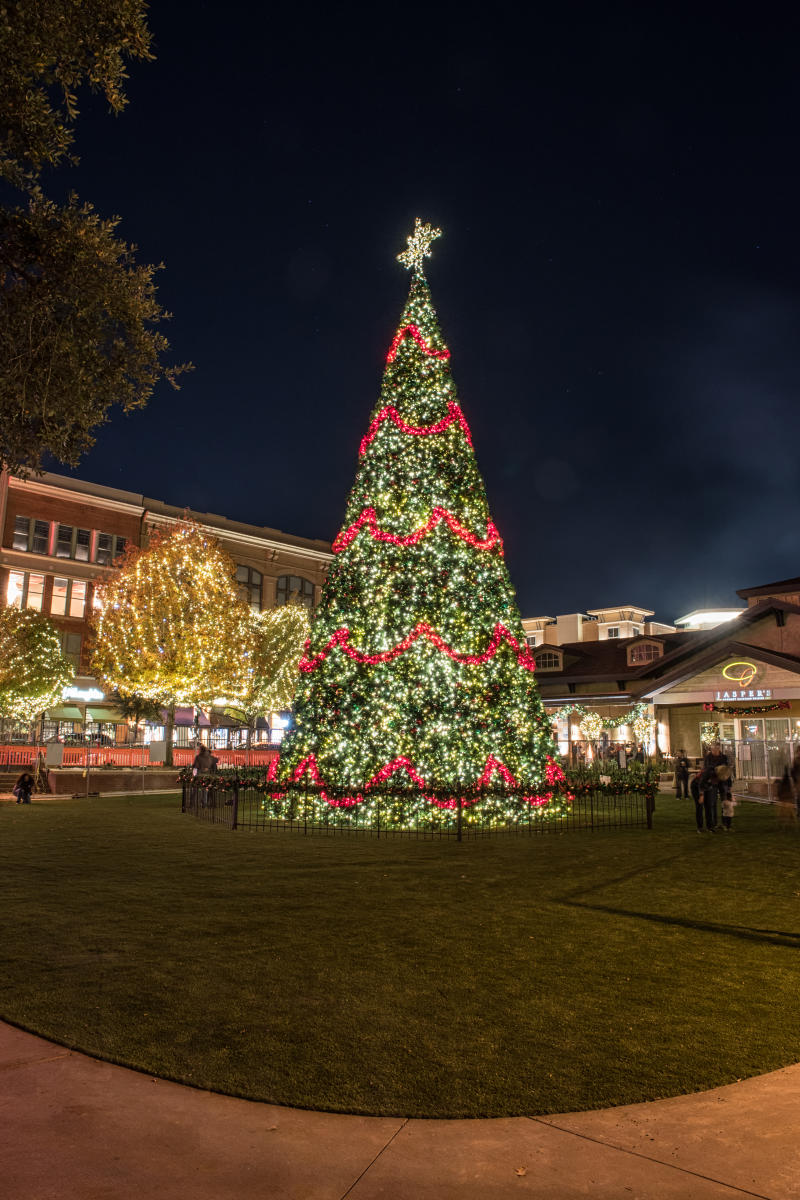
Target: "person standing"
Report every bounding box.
[690,768,716,832]
[704,741,730,828]
[674,748,690,798]
[721,790,736,831]
[790,746,800,817]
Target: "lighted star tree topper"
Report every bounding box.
[272,221,568,825]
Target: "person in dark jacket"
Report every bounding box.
[674,749,690,798]
[704,741,730,828]
[689,768,716,832]
[13,772,35,804]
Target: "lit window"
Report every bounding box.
[6,570,45,610]
[236,565,263,611]
[537,650,562,670]
[51,578,87,618]
[276,574,314,610]
[69,580,87,618]
[7,570,25,607]
[629,642,662,664]
[607,627,620,638]
[27,574,44,610]
[51,577,69,616]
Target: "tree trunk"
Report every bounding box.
[164,701,175,767]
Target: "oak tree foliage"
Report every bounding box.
[0,1,190,477]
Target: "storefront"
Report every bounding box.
[645,649,800,778]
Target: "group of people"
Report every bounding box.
[673,742,735,833]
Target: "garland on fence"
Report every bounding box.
[702,701,790,715]
[551,701,651,735]
[180,761,661,808]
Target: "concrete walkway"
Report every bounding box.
[1,1023,799,1199]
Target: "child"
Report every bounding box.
[721,789,735,831]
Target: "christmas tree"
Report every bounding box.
[275,221,567,824]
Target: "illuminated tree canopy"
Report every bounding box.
[91,524,250,760]
[217,604,310,745]
[0,607,73,723]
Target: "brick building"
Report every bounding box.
[0,471,332,739]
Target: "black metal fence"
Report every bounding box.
[181,782,654,839]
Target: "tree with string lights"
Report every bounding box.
[216,604,310,752]
[0,607,73,733]
[274,220,566,825]
[91,523,250,765]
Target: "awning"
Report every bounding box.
[85,707,124,723]
[45,705,84,721]
[160,707,210,727]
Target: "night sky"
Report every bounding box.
[51,4,800,624]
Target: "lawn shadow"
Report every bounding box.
[555,851,800,949]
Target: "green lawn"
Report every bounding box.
[1,791,798,1117]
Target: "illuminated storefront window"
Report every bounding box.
[6,570,45,610]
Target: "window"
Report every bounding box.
[236,565,263,611]
[13,515,30,551]
[75,528,91,562]
[276,574,314,610]
[95,532,127,565]
[6,570,45,610]
[628,641,662,665]
[60,632,82,671]
[54,525,92,560]
[51,577,68,615]
[525,633,537,647]
[607,627,620,638]
[633,626,642,636]
[537,650,562,670]
[55,524,73,558]
[32,520,50,554]
[12,516,50,553]
[50,578,87,619]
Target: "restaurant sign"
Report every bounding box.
[715,661,770,701]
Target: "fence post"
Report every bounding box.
[181,782,187,813]
[457,794,463,843]
[646,793,654,829]
[232,784,239,831]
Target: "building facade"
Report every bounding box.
[0,471,333,742]
[531,581,800,788]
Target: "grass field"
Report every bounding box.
[1,790,798,1117]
